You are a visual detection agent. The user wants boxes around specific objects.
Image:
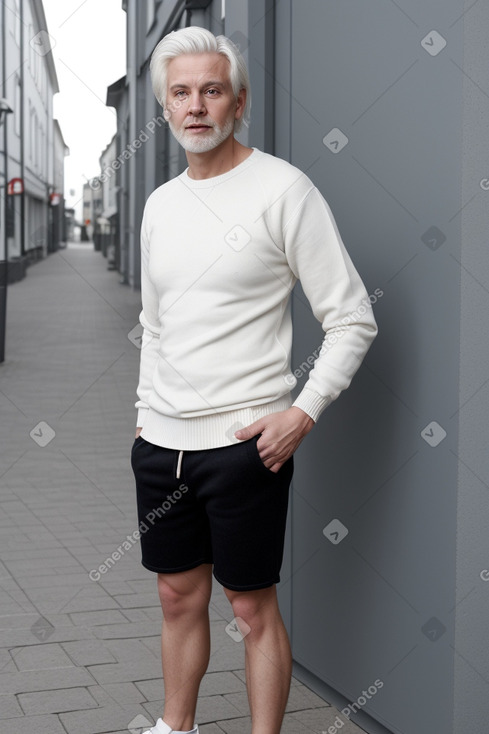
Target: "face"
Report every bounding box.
[164,52,245,153]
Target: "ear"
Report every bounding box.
[234,87,247,123]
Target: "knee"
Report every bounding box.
[157,574,209,621]
[224,587,277,633]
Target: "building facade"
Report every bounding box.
[1,0,67,282]
[106,2,489,733]
[50,118,69,252]
[98,133,119,267]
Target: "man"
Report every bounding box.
[131,26,377,734]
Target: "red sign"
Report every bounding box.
[7,177,23,195]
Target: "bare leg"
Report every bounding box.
[224,584,292,734]
[158,563,213,731]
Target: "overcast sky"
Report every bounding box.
[42,0,127,220]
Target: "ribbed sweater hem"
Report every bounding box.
[139,395,293,450]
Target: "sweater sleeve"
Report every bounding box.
[134,203,161,427]
[283,186,378,422]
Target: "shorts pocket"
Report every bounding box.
[131,435,145,462]
[250,435,277,475]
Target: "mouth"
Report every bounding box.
[186,124,212,131]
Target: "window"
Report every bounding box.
[147,0,156,32]
[13,0,21,46]
[34,113,39,171]
[29,23,34,72]
[29,102,33,161]
[41,125,45,178]
[14,79,21,137]
[34,49,39,89]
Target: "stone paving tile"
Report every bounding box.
[0,694,23,717]
[62,639,118,665]
[286,683,329,711]
[112,592,161,609]
[213,716,252,733]
[221,690,250,716]
[2,557,85,574]
[0,713,67,733]
[206,643,246,674]
[104,637,159,661]
[132,699,163,723]
[87,684,118,707]
[26,584,101,606]
[0,666,96,694]
[0,547,75,561]
[0,649,17,674]
[200,671,246,696]
[50,589,122,614]
[120,607,152,622]
[143,694,243,725]
[0,611,68,630]
[280,712,321,733]
[290,706,367,733]
[93,620,162,639]
[59,702,152,734]
[101,681,147,705]
[132,677,164,701]
[0,603,36,621]
[220,676,316,729]
[18,686,99,715]
[16,571,93,589]
[137,635,161,653]
[87,657,163,685]
[233,667,303,687]
[98,580,137,596]
[144,606,167,621]
[10,642,75,671]
[0,621,94,648]
[195,695,244,724]
[68,609,129,627]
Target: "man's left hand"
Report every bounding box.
[234,407,315,473]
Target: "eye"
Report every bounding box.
[175,90,187,98]
[206,88,219,96]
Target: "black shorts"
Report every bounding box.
[130,434,294,591]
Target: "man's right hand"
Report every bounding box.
[135,427,142,439]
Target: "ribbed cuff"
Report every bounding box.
[292,388,334,423]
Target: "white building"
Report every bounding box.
[98,133,118,267]
[1,0,67,281]
[51,118,69,251]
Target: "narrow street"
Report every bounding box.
[0,244,345,734]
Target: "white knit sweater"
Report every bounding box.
[135,147,377,450]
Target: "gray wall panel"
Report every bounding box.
[455,0,489,730]
[273,1,468,732]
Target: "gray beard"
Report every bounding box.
[168,116,235,153]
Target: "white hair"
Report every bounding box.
[150,26,251,133]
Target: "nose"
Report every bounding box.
[187,91,206,116]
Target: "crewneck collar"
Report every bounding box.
[180,147,260,188]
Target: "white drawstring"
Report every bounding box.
[176,450,184,479]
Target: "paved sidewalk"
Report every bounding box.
[0,243,365,734]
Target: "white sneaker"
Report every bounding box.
[142,718,199,734]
